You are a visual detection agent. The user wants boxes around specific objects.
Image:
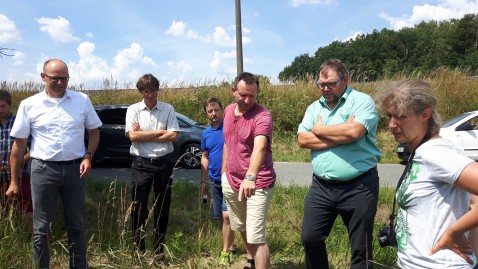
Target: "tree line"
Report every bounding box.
[278,13,478,82]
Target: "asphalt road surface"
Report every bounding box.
[88,162,404,188]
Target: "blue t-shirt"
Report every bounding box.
[201,122,224,182]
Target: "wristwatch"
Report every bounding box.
[245,175,256,182]
[84,151,94,159]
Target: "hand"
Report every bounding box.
[132,122,141,131]
[2,164,10,172]
[238,179,256,202]
[429,229,474,264]
[200,181,207,196]
[79,158,92,179]
[311,115,323,133]
[5,180,19,200]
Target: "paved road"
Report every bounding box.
[88,162,404,188]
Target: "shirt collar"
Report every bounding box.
[211,121,223,130]
[139,99,160,111]
[319,86,351,108]
[42,89,71,103]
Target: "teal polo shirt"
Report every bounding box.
[298,86,381,181]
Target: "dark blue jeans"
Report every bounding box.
[131,156,173,254]
[301,168,379,269]
[30,158,86,269]
[209,179,227,219]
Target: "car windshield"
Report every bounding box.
[442,112,474,128]
[176,113,200,125]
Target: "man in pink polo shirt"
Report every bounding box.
[221,72,276,269]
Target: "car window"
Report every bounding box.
[97,108,127,125]
[467,117,478,130]
[177,119,189,128]
[442,113,473,128]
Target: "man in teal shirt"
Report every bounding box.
[297,59,381,269]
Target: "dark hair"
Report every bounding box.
[233,72,259,91]
[318,59,349,79]
[0,90,12,106]
[377,78,441,136]
[203,97,223,112]
[136,74,160,91]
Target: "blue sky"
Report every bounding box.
[1,0,477,88]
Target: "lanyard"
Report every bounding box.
[388,133,431,230]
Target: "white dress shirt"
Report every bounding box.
[11,90,102,161]
[125,100,179,158]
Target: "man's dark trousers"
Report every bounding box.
[131,155,173,254]
[301,168,379,269]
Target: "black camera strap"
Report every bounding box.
[388,133,431,231]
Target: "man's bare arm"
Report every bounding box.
[80,128,100,179]
[200,151,209,196]
[297,132,338,150]
[238,135,268,201]
[221,143,227,174]
[128,129,177,142]
[311,115,366,144]
[5,138,28,198]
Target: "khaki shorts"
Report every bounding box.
[221,173,274,244]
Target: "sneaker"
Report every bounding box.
[219,251,231,265]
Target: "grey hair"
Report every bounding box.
[377,78,441,136]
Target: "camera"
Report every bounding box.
[377,225,397,247]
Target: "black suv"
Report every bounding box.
[93,105,205,169]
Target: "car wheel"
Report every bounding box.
[179,143,201,169]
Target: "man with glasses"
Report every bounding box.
[125,74,179,260]
[6,59,102,269]
[297,59,381,268]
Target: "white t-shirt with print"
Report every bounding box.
[396,138,476,269]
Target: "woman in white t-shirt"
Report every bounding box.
[377,78,478,269]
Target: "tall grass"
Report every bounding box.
[0,178,397,268]
[2,68,476,163]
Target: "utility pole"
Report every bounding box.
[235,0,244,75]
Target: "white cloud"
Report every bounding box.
[289,0,336,7]
[344,31,362,42]
[0,13,22,43]
[165,20,187,36]
[167,60,193,73]
[85,32,94,38]
[69,41,110,83]
[165,20,249,47]
[210,50,236,72]
[36,16,80,43]
[211,27,235,47]
[379,0,478,30]
[165,60,193,86]
[112,42,144,77]
[12,51,25,66]
[142,56,158,67]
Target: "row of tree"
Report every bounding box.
[278,13,478,82]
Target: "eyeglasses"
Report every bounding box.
[43,73,70,83]
[316,77,342,89]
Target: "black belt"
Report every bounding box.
[35,158,83,165]
[314,166,377,185]
[134,154,170,163]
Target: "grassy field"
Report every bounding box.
[0,178,398,269]
[1,69,477,268]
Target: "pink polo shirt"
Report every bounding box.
[223,103,276,191]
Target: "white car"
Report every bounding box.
[397,111,478,161]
